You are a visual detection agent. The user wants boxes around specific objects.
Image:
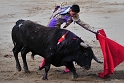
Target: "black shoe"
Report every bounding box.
[38,66,42,70]
[38,66,44,70]
[62,70,71,74]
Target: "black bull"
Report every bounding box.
[11,19,101,80]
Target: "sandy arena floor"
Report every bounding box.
[0,0,124,83]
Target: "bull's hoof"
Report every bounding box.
[24,70,30,73]
[17,68,21,72]
[16,66,21,72]
[73,74,78,79]
[42,77,48,80]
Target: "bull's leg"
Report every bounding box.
[42,55,53,80]
[21,47,30,73]
[66,62,78,79]
[42,64,50,80]
[12,45,22,71]
[62,57,78,79]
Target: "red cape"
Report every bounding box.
[96,29,124,78]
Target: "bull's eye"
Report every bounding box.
[84,53,88,56]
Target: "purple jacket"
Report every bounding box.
[48,6,96,33]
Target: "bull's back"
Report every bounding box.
[17,20,82,57]
[18,20,64,55]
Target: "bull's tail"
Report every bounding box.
[11,19,25,47]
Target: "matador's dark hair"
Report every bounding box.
[71,4,80,13]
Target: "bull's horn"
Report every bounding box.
[93,54,103,64]
[80,42,88,48]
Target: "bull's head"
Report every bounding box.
[75,42,102,70]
